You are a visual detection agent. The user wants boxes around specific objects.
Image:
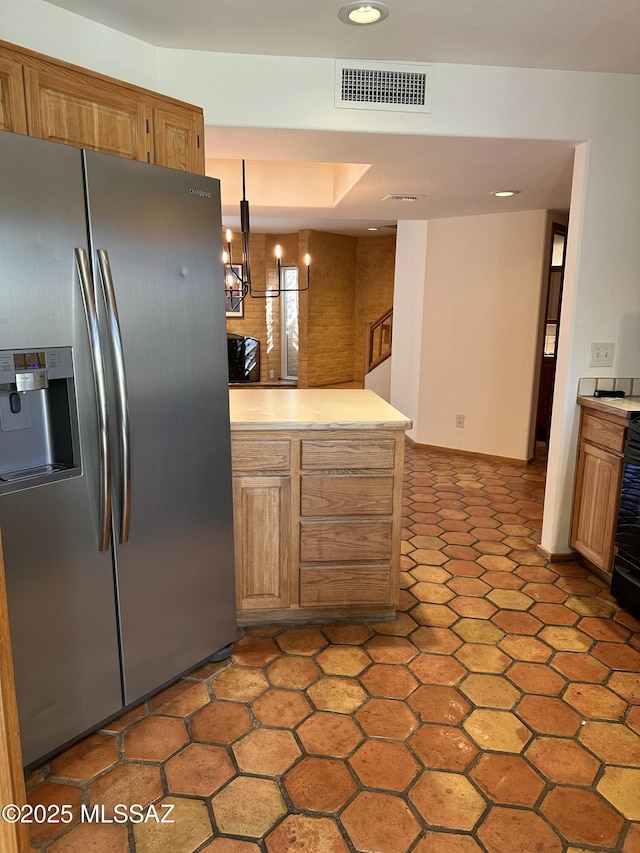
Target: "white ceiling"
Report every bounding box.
[42,0,639,235]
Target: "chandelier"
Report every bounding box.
[223,160,310,310]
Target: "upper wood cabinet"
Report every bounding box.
[0,55,27,134]
[0,40,205,174]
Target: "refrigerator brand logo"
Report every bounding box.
[189,189,211,198]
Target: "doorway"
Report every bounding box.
[535,222,567,444]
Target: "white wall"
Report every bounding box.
[5,0,640,554]
[413,210,547,461]
[365,356,392,402]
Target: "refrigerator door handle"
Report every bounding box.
[75,247,112,551]
[97,248,131,545]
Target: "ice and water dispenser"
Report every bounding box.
[0,348,80,492]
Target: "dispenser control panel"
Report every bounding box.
[0,347,74,390]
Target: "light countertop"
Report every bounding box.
[229,388,412,431]
[578,395,640,416]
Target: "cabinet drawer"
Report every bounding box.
[300,566,391,606]
[581,412,626,454]
[300,519,392,562]
[300,474,393,517]
[301,439,395,470]
[232,439,290,472]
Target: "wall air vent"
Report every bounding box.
[382,194,425,202]
[335,60,432,113]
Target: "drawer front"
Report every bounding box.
[301,439,395,470]
[581,412,626,454]
[300,474,394,517]
[300,519,392,562]
[300,566,392,606]
[231,439,290,472]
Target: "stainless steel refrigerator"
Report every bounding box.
[0,130,236,768]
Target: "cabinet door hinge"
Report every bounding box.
[197,134,200,148]
[146,118,150,134]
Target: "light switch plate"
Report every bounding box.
[589,342,614,368]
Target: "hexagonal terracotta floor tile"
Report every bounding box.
[409,652,466,685]
[413,832,483,853]
[409,723,478,771]
[265,814,349,853]
[592,642,640,671]
[233,728,301,776]
[322,622,374,645]
[276,627,328,656]
[50,732,118,781]
[265,654,322,689]
[133,796,212,853]
[292,712,363,763]
[349,740,420,791]
[165,743,235,796]
[463,709,532,752]
[316,644,371,676]
[477,806,563,853]
[411,626,463,655]
[210,666,269,701]
[455,643,512,674]
[459,673,520,709]
[411,602,459,627]
[541,787,624,847]
[122,715,189,762]
[47,822,128,853]
[359,663,418,699]
[283,756,356,812]
[563,682,627,720]
[89,763,163,818]
[356,698,419,740]
[370,611,418,636]
[232,636,280,667]
[449,596,498,619]
[211,776,286,838]
[498,635,552,663]
[307,676,367,713]
[27,781,84,846]
[525,736,600,785]
[410,770,486,830]
[341,791,421,853]
[597,766,640,820]
[453,619,505,645]
[408,684,471,724]
[608,671,640,702]
[515,695,582,736]
[507,662,566,695]
[550,651,609,683]
[538,626,592,653]
[491,611,543,635]
[365,635,417,664]
[252,688,312,728]
[190,700,253,744]
[470,753,545,806]
[579,721,640,766]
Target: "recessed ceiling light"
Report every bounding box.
[368,227,380,231]
[339,2,389,25]
[491,190,521,198]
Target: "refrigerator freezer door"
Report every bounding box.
[83,151,236,703]
[0,132,123,767]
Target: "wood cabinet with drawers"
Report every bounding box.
[0,39,204,173]
[231,428,406,625]
[571,402,628,577]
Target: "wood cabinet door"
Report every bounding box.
[571,440,622,573]
[233,476,290,610]
[0,56,27,134]
[23,62,150,161]
[152,105,204,174]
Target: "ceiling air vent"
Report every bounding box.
[382,194,425,202]
[335,60,432,114]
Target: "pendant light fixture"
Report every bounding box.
[223,160,311,308]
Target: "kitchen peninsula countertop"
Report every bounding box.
[229,388,412,431]
[577,395,640,417]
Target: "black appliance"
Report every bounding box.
[611,414,640,617]
[227,333,260,383]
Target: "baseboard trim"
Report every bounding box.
[406,436,530,466]
[535,544,577,562]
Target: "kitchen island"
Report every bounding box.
[229,389,411,625]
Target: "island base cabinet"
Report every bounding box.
[233,476,290,611]
[231,428,404,625]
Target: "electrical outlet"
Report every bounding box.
[269,369,275,378]
[589,342,614,368]
[456,414,465,428]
